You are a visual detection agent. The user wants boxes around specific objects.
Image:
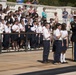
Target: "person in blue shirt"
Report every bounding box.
[42,8,47,20]
[62,8,68,24]
[32,0,39,4]
[16,0,24,3]
[41,8,47,24]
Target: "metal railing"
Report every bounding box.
[0,32,44,53]
[0,32,72,54]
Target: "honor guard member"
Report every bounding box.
[70,15,76,61]
[42,23,51,63]
[3,22,11,50]
[53,23,62,64]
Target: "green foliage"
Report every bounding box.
[7,0,76,6]
[7,0,15,2]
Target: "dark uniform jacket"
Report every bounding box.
[71,21,76,42]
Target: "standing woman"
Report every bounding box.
[19,19,25,48]
[12,20,20,50]
[53,23,62,64]
[60,23,68,63]
[42,23,51,63]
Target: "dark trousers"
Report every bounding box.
[54,40,62,63]
[74,42,76,60]
[36,34,43,47]
[43,40,50,62]
[30,32,36,48]
[3,34,10,49]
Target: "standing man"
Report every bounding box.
[42,23,51,63]
[62,8,68,24]
[71,15,76,61]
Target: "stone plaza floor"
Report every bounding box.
[0,48,76,75]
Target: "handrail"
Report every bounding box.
[0,32,42,35]
[0,31,72,54]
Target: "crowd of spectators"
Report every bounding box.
[0,2,76,51]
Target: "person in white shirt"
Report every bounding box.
[53,23,62,64]
[12,21,20,50]
[3,22,11,50]
[0,19,5,32]
[35,22,43,47]
[19,19,25,48]
[31,21,37,32]
[30,21,37,48]
[60,23,68,63]
[42,23,51,63]
[0,22,4,34]
[0,19,6,46]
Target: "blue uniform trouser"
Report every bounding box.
[43,40,50,62]
[54,40,62,63]
[74,42,76,60]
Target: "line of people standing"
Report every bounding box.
[42,22,68,64]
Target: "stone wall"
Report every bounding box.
[0,2,76,22]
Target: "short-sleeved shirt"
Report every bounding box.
[12,24,20,32]
[53,29,62,40]
[43,27,51,40]
[61,30,68,39]
[62,11,68,19]
[4,25,11,33]
[19,24,25,32]
[42,12,47,18]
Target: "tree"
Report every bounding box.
[7,0,76,6]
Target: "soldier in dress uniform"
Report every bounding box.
[70,15,76,61]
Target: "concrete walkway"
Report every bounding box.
[0,49,76,75]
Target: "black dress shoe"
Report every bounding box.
[42,61,48,64]
[61,62,64,64]
[73,60,76,62]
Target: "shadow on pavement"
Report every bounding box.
[16,65,76,75]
